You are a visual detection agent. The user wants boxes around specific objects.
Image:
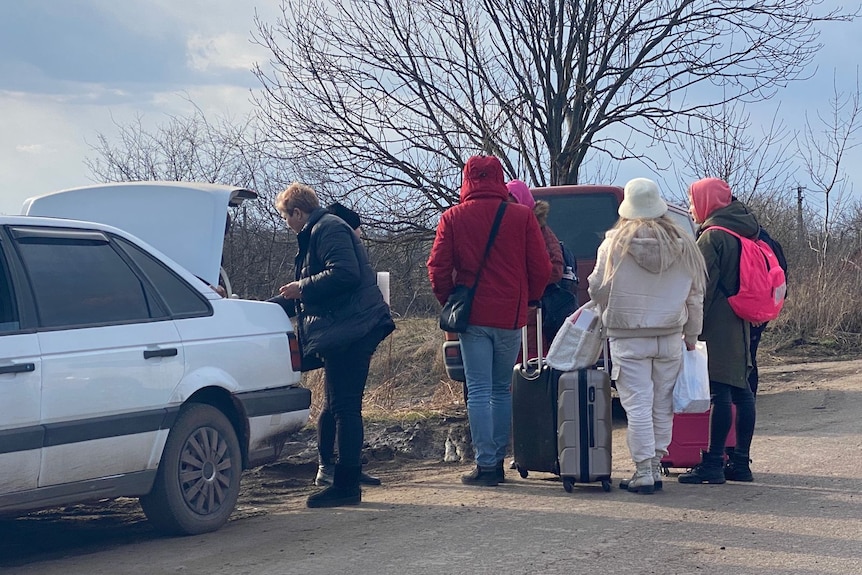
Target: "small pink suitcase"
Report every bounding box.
[660,406,737,473]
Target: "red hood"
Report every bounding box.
[459,156,509,203]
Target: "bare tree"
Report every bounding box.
[85,106,296,300]
[251,0,854,231]
[797,71,862,268]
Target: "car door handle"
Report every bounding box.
[143,348,178,360]
[0,362,36,374]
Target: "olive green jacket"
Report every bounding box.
[697,201,760,388]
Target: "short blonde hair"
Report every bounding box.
[275,182,320,217]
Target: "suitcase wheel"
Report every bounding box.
[517,465,529,479]
[562,477,574,493]
[601,479,612,492]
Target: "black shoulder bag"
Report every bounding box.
[439,202,507,333]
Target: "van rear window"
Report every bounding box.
[539,193,619,259]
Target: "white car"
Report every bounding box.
[1,182,310,535]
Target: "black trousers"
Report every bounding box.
[707,380,756,457]
[749,322,767,395]
[317,327,387,468]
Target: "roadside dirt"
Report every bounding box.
[2,355,861,573]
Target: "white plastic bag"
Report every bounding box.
[545,301,604,371]
[673,341,711,413]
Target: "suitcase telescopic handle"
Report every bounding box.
[519,305,544,376]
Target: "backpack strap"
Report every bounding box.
[703,225,745,298]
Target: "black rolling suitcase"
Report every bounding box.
[512,307,561,477]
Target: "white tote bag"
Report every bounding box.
[545,301,604,371]
[673,341,711,413]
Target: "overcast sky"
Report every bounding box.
[1,1,860,215]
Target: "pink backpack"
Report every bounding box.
[708,225,787,323]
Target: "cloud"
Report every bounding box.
[15,144,47,155]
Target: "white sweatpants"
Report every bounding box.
[610,334,683,464]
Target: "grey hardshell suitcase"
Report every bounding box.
[557,363,613,492]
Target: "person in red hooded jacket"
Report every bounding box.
[428,155,551,486]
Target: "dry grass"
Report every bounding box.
[301,318,464,423]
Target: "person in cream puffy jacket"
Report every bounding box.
[588,178,705,494]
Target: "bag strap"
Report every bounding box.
[704,224,749,298]
[470,201,508,290]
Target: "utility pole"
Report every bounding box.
[796,185,805,251]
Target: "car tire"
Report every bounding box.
[140,403,242,535]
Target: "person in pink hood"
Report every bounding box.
[428,156,551,486]
[506,179,567,355]
[679,177,761,485]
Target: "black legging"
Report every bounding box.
[317,326,387,468]
[749,323,767,395]
[707,380,756,458]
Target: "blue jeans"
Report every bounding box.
[460,325,522,467]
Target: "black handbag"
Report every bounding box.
[439,202,507,333]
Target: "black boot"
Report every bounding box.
[359,470,382,486]
[678,451,726,484]
[496,460,505,484]
[461,465,499,486]
[307,464,362,508]
[725,451,754,482]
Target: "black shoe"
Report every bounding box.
[496,460,505,484]
[725,454,754,482]
[359,471,382,486]
[678,452,726,484]
[461,465,499,487]
[306,485,361,508]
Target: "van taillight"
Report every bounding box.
[287,332,302,372]
[445,346,461,359]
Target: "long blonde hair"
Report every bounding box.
[601,216,706,292]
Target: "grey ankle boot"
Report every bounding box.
[623,460,655,494]
[651,455,664,491]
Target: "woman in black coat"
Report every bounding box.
[276,182,395,508]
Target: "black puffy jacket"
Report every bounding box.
[294,208,394,355]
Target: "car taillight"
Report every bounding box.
[443,332,459,342]
[445,345,461,359]
[287,332,302,372]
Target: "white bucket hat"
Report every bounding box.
[618,178,668,220]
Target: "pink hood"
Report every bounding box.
[689,177,732,223]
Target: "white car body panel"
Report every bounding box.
[41,433,163,485]
[37,321,184,487]
[0,332,41,493]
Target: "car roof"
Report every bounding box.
[21,182,257,286]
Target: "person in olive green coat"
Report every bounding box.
[679,177,758,485]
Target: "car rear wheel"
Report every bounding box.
[140,403,242,535]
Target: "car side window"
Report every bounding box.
[112,235,211,318]
[0,241,20,334]
[12,228,154,328]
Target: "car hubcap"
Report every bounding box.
[179,426,233,515]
